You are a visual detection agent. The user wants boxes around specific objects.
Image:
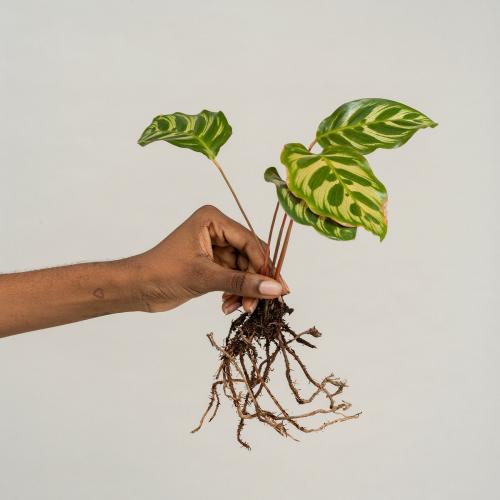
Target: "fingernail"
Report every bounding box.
[223,302,241,315]
[249,299,258,314]
[258,280,282,297]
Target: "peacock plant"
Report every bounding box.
[265,98,437,243]
[138,98,437,449]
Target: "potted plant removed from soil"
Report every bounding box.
[138,99,437,449]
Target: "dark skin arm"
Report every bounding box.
[0,205,283,338]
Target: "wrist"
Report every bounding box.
[123,252,184,313]
[98,258,147,314]
[114,255,171,313]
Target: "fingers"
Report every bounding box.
[222,293,256,314]
[194,206,286,315]
[210,211,267,274]
[242,297,258,314]
[221,258,289,313]
[222,294,256,315]
[237,253,249,271]
[222,294,241,315]
[224,301,242,315]
[207,263,282,301]
[212,246,237,268]
[199,207,289,290]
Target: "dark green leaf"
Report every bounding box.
[316,98,437,154]
[138,110,232,160]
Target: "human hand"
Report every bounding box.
[133,205,284,314]
[0,205,284,337]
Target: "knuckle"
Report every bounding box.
[191,205,221,224]
[229,272,247,294]
[197,204,220,216]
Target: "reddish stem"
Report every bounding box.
[272,212,288,266]
[274,219,293,280]
[271,139,316,277]
[263,202,280,276]
[211,158,267,259]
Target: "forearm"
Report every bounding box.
[0,207,283,337]
[0,259,143,338]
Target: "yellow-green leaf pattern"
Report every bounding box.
[281,143,388,240]
[138,110,232,160]
[316,98,437,154]
[264,167,356,241]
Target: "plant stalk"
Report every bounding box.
[211,159,286,287]
[263,202,280,275]
[272,212,288,266]
[274,219,293,280]
[211,158,258,236]
[271,139,316,276]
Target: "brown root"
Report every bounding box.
[191,299,360,449]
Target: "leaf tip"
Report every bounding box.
[264,166,277,182]
[378,222,388,241]
[137,122,159,147]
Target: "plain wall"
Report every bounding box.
[0,1,498,499]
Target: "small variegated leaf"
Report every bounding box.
[138,110,232,160]
[281,143,388,240]
[316,98,437,154]
[264,167,356,241]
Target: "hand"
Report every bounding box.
[0,205,285,337]
[133,205,284,314]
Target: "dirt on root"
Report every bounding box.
[191,298,360,449]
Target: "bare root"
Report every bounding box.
[191,299,360,449]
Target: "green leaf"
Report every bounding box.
[281,143,388,240]
[138,110,232,160]
[316,98,437,154]
[264,167,357,241]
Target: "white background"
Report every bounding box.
[0,1,498,498]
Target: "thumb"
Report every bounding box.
[209,265,283,299]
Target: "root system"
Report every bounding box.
[191,299,360,449]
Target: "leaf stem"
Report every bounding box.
[272,212,288,266]
[212,159,286,286]
[272,139,316,276]
[263,202,280,275]
[211,158,257,236]
[274,219,293,280]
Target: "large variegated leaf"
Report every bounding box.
[316,98,437,154]
[264,167,356,241]
[281,143,388,240]
[138,110,232,160]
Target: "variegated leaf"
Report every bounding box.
[281,143,388,240]
[264,167,356,241]
[316,98,437,154]
[138,110,232,160]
